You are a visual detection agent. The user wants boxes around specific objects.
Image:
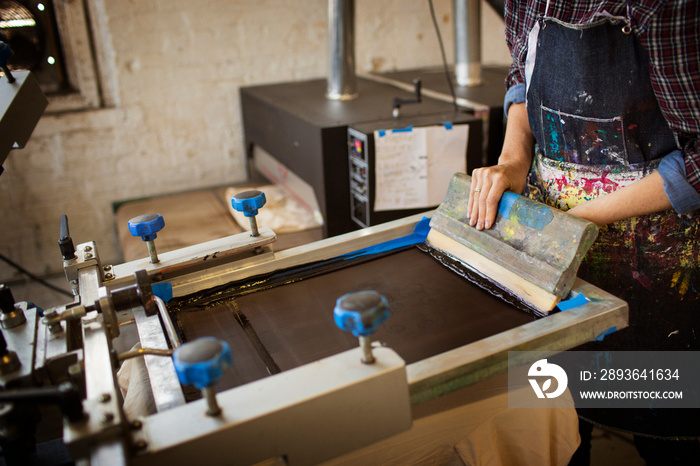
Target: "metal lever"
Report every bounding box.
[0,42,15,83]
[392,78,422,118]
[111,269,158,317]
[0,381,84,423]
[58,215,76,261]
[333,290,390,364]
[117,347,174,362]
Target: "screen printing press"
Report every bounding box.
[0,174,628,465]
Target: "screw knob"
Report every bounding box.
[231,190,267,217]
[0,285,25,329]
[173,337,232,416]
[334,291,390,364]
[173,337,232,389]
[231,190,267,237]
[334,290,390,337]
[128,213,165,242]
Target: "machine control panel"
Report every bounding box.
[348,130,370,227]
[348,112,483,229]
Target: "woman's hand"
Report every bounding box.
[467,103,534,230]
[468,163,530,229]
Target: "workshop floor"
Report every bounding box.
[4,275,647,466]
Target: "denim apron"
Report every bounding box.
[526,8,700,437]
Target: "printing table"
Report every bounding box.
[158,213,627,407]
[4,207,626,465]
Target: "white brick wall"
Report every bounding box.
[0,0,509,282]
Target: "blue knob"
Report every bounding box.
[334,290,390,337]
[173,337,232,390]
[128,213,165,242]
[0,42,11,67]
[231,190,267,217]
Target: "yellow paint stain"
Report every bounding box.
[670,270,690,299]
[502,220,516,241]
[678,272,690,298]
[557,185,587,209]
[671,270,681,288]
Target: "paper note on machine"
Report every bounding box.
[374,124,468,211]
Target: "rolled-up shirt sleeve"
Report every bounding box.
[638,1,700,202]
[658,151,700,214]
[503,1,535,119]
[503,83,526,119]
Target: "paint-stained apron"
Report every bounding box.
[526,12,700,436]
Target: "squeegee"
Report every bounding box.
[427,173,599,314]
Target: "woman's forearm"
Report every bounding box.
[567,171,672,225]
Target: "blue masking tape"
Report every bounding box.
[594,326,617,342]
[377,129,386,137]
[511,199,553,230]
[26,302,44,317]
[497,192,553,231]
[152,282,173,303]
[557,292,589,311]
[497,191,518,218]
[341,217,431,260]
[392,126,413,133]
[443,121,453,130]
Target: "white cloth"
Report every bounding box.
[117,342,157,419]
[226,184,322,233]
[321,371,580,466]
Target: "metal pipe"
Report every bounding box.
[454,0,482,87]
[117,347,174,362]
[155,296,181,349]
[326,0,358,100]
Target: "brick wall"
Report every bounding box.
[0,0,509,281]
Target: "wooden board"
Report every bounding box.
[115,187,324,263]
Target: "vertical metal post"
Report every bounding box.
[326,0,358,100]
[248,216,260,237]
[146,240,159,264]
[359,336,375,364]
[202,386,222,416]
[454,0,482,87]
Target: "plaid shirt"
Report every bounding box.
[504,0,700,194]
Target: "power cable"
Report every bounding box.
[0,252,73,298]
[428,0,459,112]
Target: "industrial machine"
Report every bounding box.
[0,173,628,464]
[0,7,628,462]
[241,77,484,237]
[241,1,508,239]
